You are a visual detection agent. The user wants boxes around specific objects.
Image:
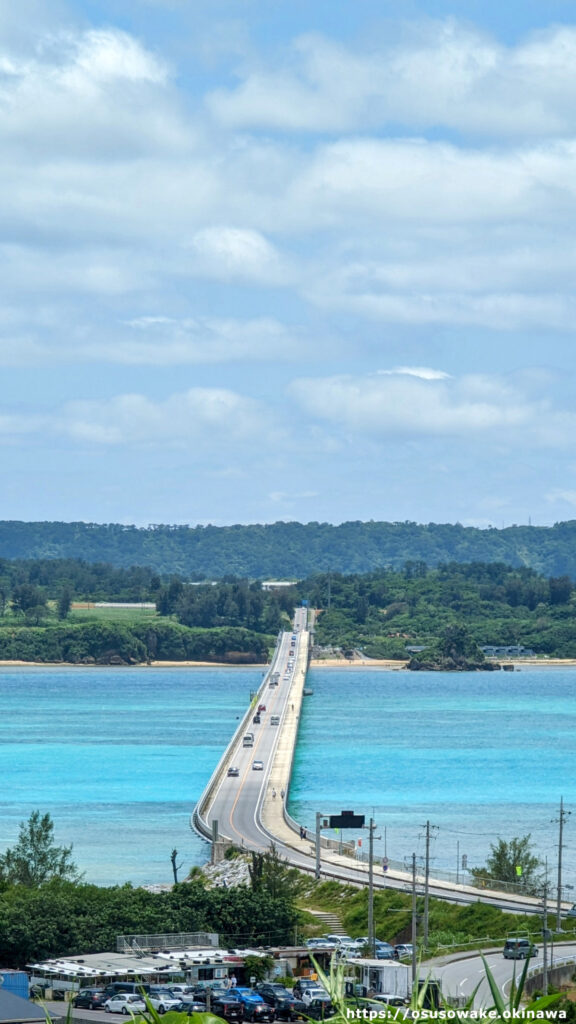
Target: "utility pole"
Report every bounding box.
[422,820,437,947]
[363,818,380,957]
[315,812,322,880]
[411,853,417,983]
[542,860,549,997]
[555,797,571,930]
[368,818,374,957]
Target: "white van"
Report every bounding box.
[270,715,280,726]
[243,733,254,747]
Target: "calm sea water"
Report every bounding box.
[0,666,264,886]
[1,665,575,887]
[291,667,576,885]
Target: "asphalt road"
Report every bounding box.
[430,941,576,1008]
[198,609,566,918]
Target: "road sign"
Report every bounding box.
[329,810,365,829]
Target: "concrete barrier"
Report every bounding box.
[192,636,285,841]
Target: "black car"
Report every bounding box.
[73,988,107,1010]
[211,996,245,1022]
[175,1001,208,1016]
[306,999,336,1021]
[257,984,306,1021]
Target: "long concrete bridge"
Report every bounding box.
[193,609,563,917]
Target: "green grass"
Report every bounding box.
[68,605,158,623]
[298,877,576,950]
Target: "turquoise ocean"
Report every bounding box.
[1,665,575,887]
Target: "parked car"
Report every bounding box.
[306,998,336,1021]
[102,984,150,1000]
[73,988,107,1010]
[257,983,306,1020]
[175,1001,207,1016]
[394,944,414,959]
[375,946,397,961]
[234,988,275,1022]
[211,995,245,1022]
[104,993,147,1015]
[293,985,330,1007]
[227,766,240,777]
[148,988,182,1013]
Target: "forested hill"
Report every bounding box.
[2,519,576,577]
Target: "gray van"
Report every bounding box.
[102,982,151,998]
[503,938,538,959]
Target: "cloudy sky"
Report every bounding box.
[3,0,576,528]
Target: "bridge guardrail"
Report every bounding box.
[192,635,285,841]
[280,634,355,857]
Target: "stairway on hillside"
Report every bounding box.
[305,909,346,934]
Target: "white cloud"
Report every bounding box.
[289,370,576,443]
[207,22,576,139]
[0,26,186,160]
[56,388,271,447]
[115,315,303,364]
[189,226,289,283]
[0,312,308,367]
[377,367,452,381]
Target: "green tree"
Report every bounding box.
[57,587,73,620]
[249,845,302,902]
[0,811,82,887]
[12,584,47,617]
[472,835,543,894]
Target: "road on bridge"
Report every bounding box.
[197,608,564,918]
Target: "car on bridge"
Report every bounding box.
[252,759,264,770]
[227,766,240,777]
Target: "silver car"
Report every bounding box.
[104,994,147,1015]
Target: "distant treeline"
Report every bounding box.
[1,557,576,662]
[307,562,576,659]
[3,518,576,577]
[0,621,271,665]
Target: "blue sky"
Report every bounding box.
[3,0,576,528]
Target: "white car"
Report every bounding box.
[148,990,182,1013]
[299,987,330,1006]
[104,994,147,1015]
[252,760,264,771]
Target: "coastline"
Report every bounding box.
[1,656,576,668]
